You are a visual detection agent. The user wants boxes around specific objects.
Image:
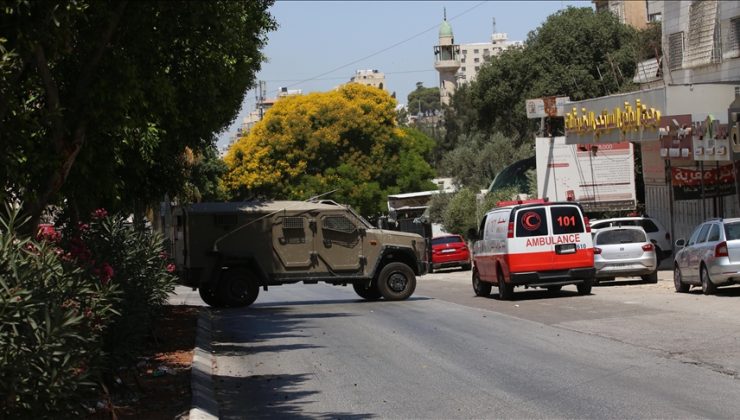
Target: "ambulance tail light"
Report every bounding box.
[715,241,728,258]
[507,222,514,239]
[593,247,602,255]
[584,216,591,233]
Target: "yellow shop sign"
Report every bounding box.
[565,99,661,138]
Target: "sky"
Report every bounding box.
[217,0,592,148]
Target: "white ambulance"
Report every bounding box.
[471,199,595,300]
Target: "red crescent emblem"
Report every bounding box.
[521,211,541,231]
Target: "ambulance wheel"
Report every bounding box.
[198,283,224,308]
[219,267,260,307]
[472,269,491,297]
[577,278,593,295]
[377,262,416,301]
[353,281,382,300]
[497,269,513,300]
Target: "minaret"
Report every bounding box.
[433,8,461,105]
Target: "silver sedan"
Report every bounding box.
[673,218,740,294]
[593,226,658,284]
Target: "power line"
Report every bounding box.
[264,1,487,96]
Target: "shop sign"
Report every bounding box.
[526,96,569,119]
[692,115,731,161]
[564,99,661,144]
[659,115,693,162]
[671,164,736,200]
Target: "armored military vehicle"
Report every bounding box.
[172,200,427,307]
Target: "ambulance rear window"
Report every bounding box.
[551,206,585,234]
[515,208,549,237]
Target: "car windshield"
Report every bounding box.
[596,229,646,245]
[724,222,740,241]
[433,236,463,246]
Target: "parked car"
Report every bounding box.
[590,217,672,262]
[431,234,471,271]
[593,226,658,284]
[471,200,594,300]
[673,218,740,294]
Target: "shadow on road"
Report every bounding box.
[215,372,376,420]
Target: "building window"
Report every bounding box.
[474,49,479,53]
[685,0,719,68]
[474,57,480,63]
[668,32,684,71]
[462,49,467,54]
[722,16,740,59]
[475,66,480,71]
[648,13,662,22]
[461,58,466,63]
[461,66,466,72]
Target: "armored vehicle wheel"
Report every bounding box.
[218,267,260,307]
[547,285,562,293]
[472,269,491,297]
[377,262,416,301]
[198,283,224,307]
[353,281,382,300]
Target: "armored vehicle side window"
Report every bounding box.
[551,206,585,234]
[281,217,306,244]
[515,207,549,238]
[213,214,238,227]
[323,215,356,233]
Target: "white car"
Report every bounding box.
[590,217,672,262]
[593,226,658,284]
[673,218,740,294]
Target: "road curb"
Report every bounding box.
[189,309,218,420]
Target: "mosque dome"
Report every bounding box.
[439,20,453,38]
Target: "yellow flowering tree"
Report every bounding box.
[224,84,436,216]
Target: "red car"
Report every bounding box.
[431,234,472,271]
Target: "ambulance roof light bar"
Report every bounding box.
[495,197,549,208]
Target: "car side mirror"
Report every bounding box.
[675,238,686,248]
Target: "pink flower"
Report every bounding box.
[96,262,115,285]
[166,263,176,273]
[36,224,61,243]
[159,251,169,260]
[77,222,89,232]
[92,208,108,219]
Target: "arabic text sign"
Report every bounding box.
[671,164,736,200]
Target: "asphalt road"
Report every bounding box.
[196,269,740,419]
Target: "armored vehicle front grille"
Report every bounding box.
[283,217,305,229]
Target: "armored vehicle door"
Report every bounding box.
[317,213,364,272]
[272,215,315,269]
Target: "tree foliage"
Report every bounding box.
[428,186,518,238]
[462,7,639,143]
[438,132,533,190]
[224,84,436,216]
[0,1,276,226]
[407,82,441,116]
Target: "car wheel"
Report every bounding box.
[198,282,224,307]
[377,262,416,301]
[700,264,716,295]
[673,264,689,293]
[497,269,513,300]
[218,267,260,307]
[472,269,491,297]
[547,285,562,293]
[461,263,472,271]
[576,278,593,295]
[641,271,659,284]
[353,281,382,300]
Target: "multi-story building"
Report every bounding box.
[458,31,523,85]
[593,0,649,29]
[434,14,521,104]
[562,0,740,243]
[350,69,386,91]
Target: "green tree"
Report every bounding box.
[407,82,441,116]
[224,84,436,216]
[430,186,519,238]
[0,1,276,226]
[468,7,639,142]
[438,132,533,189]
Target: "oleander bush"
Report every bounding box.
[0,205,177,417]
[0,205,120,417]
